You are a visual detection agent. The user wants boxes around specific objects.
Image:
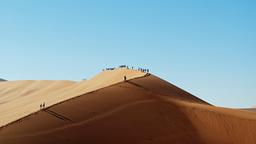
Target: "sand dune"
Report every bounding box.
[241,108,256,113]
[0,68,145,127]
[0,68,256,144]
[0,78,6,81]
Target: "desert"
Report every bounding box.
[1,67,256,144]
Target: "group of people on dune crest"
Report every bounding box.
[104,65,150,73]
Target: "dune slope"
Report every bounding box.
[0,69,256,144]
[0,68,145,127]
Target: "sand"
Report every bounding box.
[0,68,145,127]
[0,68,256,144]
[241,108,256,113]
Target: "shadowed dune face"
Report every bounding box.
[127,75,209,104]
[1,69,256,144]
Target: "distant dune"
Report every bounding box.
[0,68,256,144]
[0,78,6,81]
[241,108,256,113]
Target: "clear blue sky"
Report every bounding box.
[0,0,255,108]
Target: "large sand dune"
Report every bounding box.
[0,68,256,144]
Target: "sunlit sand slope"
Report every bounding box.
[0,68,145,127]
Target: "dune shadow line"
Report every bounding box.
[43,109,72,122]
